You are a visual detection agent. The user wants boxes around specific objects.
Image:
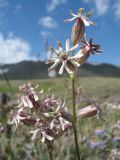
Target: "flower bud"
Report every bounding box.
[72,19,85,46]
[78,105,98,118]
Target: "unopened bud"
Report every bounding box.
[78,105,98,118]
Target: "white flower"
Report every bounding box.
[19,83,43,108]
[30,128,54,142]
[64,8,96,46]
[10,107,26,130]
[64,8,96,26]
[47,39,80,75]
[41,131,54,143]
[59,116,70,131]
[69,38,102,65]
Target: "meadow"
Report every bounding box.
[0,77,120,160]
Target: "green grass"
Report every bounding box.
[1,77,120,101]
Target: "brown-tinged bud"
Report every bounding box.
[21,116,38,126]
[72,38,102,65]
[77,50,90,64]
[72,19,85,46]
[78,105,98,118]
[64,8,96,46]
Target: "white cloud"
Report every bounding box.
[113,0,120,19]
[0,33,33,64]
[13,4,23,14]
[82,0,110,16]
[38,16,57,29]
[46,0,67,12]
[94,0,110,16]
[40,31,52,37]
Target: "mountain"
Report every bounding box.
[0,60,120,80]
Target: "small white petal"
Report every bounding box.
[42,131,54,141]
[41,135,45,143]
[26,96,33,108]
[64,16,76,22]
[34,94,39,101]
[70,50,83,59]
[30,129,40,141]
[89,21,96,26]
[67,43,79,53]
[50,119,55,129]
[55,101,62,113]
[66,39,70,51]
[35,84,39,88]
[43,112,51,117]
[69,11,77,17]
[72,60,80,67]
[21,96,28,107]
[48,59,61,71]
[39,89,43,93]
[18,107,24,113]
[58,61,66,75]
[59,117,69,131]
[17,102,23,108]
[82,17,90,26]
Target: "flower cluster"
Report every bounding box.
[10,83,72,143]
[47,8,102,76]
[10,83,103,143]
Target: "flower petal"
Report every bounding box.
[64,16,76,22]
[89,21,96,26]
[86,11,94,17]
[82,17,90,26]
[71,60,80,67]
[69,50,83,59]
[50,119,55,129]
[59,116,69,131]
[42,131,54,141]
[67,43,79,53]
[48,59,61,71]
[58,61,66,75]
[69,10,77,17]
[66,39,70,51]
[30,128,40,140]
[21,96,28,107]
[26,96,33,108]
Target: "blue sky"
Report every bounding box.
[0,0,120,66]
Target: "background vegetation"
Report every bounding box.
[0,77,120,159]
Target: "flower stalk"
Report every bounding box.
[46,141,53,160]
[71,74,80,160]
[7,139,15,160]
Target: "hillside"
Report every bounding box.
[0,60,120,79]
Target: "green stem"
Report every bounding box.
[7,139,14,160]
[71,76,80,160]
[46,142,53,160]
[48,149,53,160]
[72,77,77,123]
